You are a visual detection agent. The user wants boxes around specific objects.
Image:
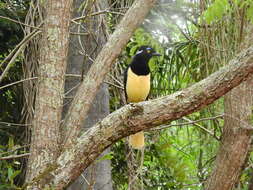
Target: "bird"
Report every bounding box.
[124,46,161,149]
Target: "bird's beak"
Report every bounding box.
[152,52,161,56]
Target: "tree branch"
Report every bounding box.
[152,115,223,130]
[62,0,158,148]
[0,153,30,160]
[0,30,41,84]
[30,45,253,189]
[0,16,41,29]
[72,10,124,22]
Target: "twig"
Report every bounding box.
[64,83,81,96]
[0,153,30,160]
[0,121,31,127]
[0,77,38,90]
[72,10,124,22]
[70,32,89,35]
[65,74,123,89]
[81,173,91,186]
[0,45,24,82]
[105,81,123,89]
[0,16,41,29]
[152,115,223,140]
[0,30,41,84]
[0,144,30,157]
[108,73,123,87]
[1,29,37,69]
[153,115,223,130]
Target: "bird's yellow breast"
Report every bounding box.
[126,68,150,103]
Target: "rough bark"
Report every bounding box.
[66,0,112,189]
[62,0,158,149]
[205,77,253,190]
[29,45,253,189]
[26,0,72,185]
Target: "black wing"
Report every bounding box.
[123,65,129,103]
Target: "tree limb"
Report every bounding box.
[62,0,158,148]
[29,44,253,189]
[0,30,41,84]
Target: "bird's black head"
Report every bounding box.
[130,46,160,75]
[134,46,161,60]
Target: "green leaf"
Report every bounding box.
[9,170,21,182]
[8,137,14,150]
[246,3,253,23]
[8,167,13,181]
[96,152,113,163]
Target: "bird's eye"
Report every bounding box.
[147,50,151,54]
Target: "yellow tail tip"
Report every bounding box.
[129,131,145,149]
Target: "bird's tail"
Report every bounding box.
[129,131,144,149]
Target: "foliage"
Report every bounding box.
[0,137,22,190]
[202,0,253,25]
[0,0,28,54]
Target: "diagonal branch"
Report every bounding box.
[0,153,30,160]
[0,16,41,29]
[30,45,253,189]
[0,30,41,84]
[62,0,158,148]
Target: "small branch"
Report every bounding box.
[65,74,123,89]
[0,121,32,127]
[0,16,41,29]
[182,117,220,141]
[0,23,42,69]
[0,77,38,90]
[70,32,89,35]
[64,83,81,96]
[72,10,124,22]
[0,30,41,84]
[0,73,122,91]
[105,81,124,90]
[0,144,30,157]
[0,153,30,160]
[108,73,124,87]
[152,115,223,140]
[153,115,223,130]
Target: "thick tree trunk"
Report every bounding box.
[205,77,253,190]
[26,0,72,185]
[66,0,112,189]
